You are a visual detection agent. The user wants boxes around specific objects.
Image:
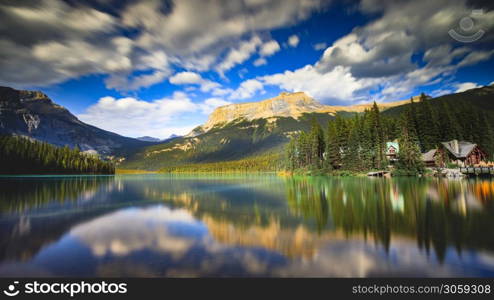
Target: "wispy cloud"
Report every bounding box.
[0,0,328,89]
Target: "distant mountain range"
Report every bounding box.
[119,92,425,170]
[0,86,151,156]
[137,134,180,142]
[137,136,162,142]
[121,86,494,170]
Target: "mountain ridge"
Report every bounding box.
[196,91,412,134]
[121,85,494,170]
[0,86,151,156]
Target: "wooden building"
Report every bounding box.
[422,149,440,167]
[441,140,487,166]
[422,140,487,167]
[385,141,399,162]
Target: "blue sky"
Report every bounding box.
[0,0,493,138]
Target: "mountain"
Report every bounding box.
[137,135,181,143]
[382,84,494,116]
[137,136,162,142]
[0,86,151,155]
[189,91,410,136]
[120,92,409,170]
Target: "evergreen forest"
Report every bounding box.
[286,94,494,174]
[0,135,115,174]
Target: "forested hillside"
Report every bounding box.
[288,93,494,174]
[122,85,494,172]
[0,135,115,174]
[120,113,335,170]
[383,85,494,155]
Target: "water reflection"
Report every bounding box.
[0,175,493,277]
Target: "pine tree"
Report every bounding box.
[309,118,325,168]
[367,102,386,169]
[344,117,361,170]
[325,119,341,169]
[396,114,424,175]
[286,138,297,170]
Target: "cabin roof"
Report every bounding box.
[386,141,399,151]
[441,140,476,158]
[422,149,437,162]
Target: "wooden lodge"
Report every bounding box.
[422,139,487,167]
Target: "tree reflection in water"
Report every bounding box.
[0,175,493,277]
[285,176,494,262]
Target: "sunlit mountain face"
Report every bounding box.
[0,0,492,139]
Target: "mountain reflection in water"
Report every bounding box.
[0,174,493,277]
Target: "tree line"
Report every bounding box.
[160,153,281,173]
[0,135,115,174]
[285,94,494,174]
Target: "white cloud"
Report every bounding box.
[0,0,491,102]
[78,92,200,139]
[455,82,480,93]
[313,42,327,50]
[251,39,282,67]
[317,0,494,81]
[261,65,375,102]
[291,0,494,101]
[288,35,300,47]
[457,50,494,67]
[0,0,328,88]
[229,79,265,100]
[211,88,234,96]
[169,72,203,85]
[216,35,262,75]
[122,0,326,57]
[169,71,221,92]
[259,40,281,56]
[253,58,267,67]
[105,70,170,91]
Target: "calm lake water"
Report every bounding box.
[0,174,493,277]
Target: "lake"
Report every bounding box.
[0,174,493,277]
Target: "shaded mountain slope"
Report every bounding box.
[0,86,152,155]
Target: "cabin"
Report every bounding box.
[422,140,487,167]
[441,140,487,166]
[422,149,441,167]
[385,141,399,162]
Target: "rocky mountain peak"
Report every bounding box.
[202,91,322,131]
[195,91,413,134]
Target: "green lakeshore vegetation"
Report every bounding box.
[286,94,494,176]
[0,135,115,174]
[159,153,281,173]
